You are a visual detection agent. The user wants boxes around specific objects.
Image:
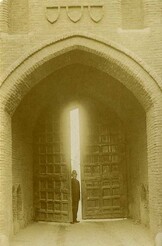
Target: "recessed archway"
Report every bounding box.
[1,33,162,114]
[12,63,147,224]
[0,34,162,237]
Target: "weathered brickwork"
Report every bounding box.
[0,0,162,241]
[0,109,12,237]
[8,0,29,33]
[121,0,144,29]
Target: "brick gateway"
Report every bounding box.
[0,33,162,242]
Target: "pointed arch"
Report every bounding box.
[0,33,162,235]
[0,33,161,114]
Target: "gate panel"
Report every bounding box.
[34,110,71,222]
[81,110,127,219]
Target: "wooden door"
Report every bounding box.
[33,109,71,222]
[81,109,127,219]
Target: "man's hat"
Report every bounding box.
[71,170,77,175]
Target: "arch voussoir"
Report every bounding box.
[0,33,162,114]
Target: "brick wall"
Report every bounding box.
[0,0,162,237]
[8,0,29,33]
[0,0,162,79]
[121,0,144,29]
[0,110,12,236]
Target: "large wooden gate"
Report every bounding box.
[81,107,127,219]
[33,103,127,221]
[33,109,71,222]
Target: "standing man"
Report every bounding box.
[71,170,80,223]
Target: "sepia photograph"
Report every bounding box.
[0,0,162,245]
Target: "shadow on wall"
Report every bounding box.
[140,183,149,226]
[12,185,23,234]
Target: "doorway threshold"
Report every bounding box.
[82,218,128,222]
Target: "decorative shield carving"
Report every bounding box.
[67,6,83,23]
[46,6,60,24]
[88,5,104,23]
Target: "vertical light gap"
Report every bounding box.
[70,108,81,219]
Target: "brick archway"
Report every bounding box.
[0,33,162,237]
[0,33,162,113]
